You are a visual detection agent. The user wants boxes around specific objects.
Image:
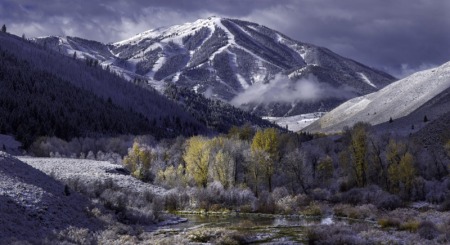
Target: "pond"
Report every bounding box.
[156,213,349,244]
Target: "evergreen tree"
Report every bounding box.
[1,24,6,33]
[389,117,393,123]
[423,115,428,122]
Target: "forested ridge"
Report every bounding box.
[0,31,206,146]
[164,84,280,133]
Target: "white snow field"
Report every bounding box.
[306,61,450,133]
[18,157,167,196]
[263,112,326,132]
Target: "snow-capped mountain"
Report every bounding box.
[34,16,395,116]
[305,61,450,134]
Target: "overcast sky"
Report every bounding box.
[2,0,449,77]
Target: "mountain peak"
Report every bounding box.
[32,17,396,117]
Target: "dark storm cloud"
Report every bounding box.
[2,0,449,77]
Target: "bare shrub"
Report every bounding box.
[418,221,440,240]
[378,217,401,229]
[306,225,365,244]
[333,204,376,220]
[165,188,190,211]
[340,185,401,210]
[254,191,276,213]
[275,195,299,214]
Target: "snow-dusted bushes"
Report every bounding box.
[29,135,157,165]
[162,182,256,212]
[339,185,402,210]
[306,224,368,245]
[66,177,163,224]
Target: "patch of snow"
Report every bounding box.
[193,84,201,93]
[263,112,326,132]
[320,217,334,225]
[18,157,168,195]
[151,56,166,78]
[172,72,181,82]
[237,74,249,89]
[358,72,377,88]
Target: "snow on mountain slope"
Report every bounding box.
[33,17,396,116]
[263,112,326,132]
[305,61,450,133]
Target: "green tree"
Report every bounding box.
[1,24,6,33]
[349,123,369,187]
[316,155,334,186]
[183,136,211,187]
[251,128,279,192]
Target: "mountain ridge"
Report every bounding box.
[33,16,396,117]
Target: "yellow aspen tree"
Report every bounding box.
[398,152,415,193]
[213,150,233,188]
[251,128,279,192]
[183,136,211,188]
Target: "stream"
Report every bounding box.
[155,213,351,244]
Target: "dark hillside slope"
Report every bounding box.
[164,84,280,133]
[0,32,205,146]
[0,47,151,146]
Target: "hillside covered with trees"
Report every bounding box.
[0,31,206,146]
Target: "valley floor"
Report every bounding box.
[1,154,449,244]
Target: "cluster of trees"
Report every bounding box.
[182,27,210,50]
[29,120,448,212]
[118,122,449,211]
[153,53,189,80]
[135,47,161,76]
[188,28,228,68]
[213,52,242,90]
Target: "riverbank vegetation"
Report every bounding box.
[28,122,450,243]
